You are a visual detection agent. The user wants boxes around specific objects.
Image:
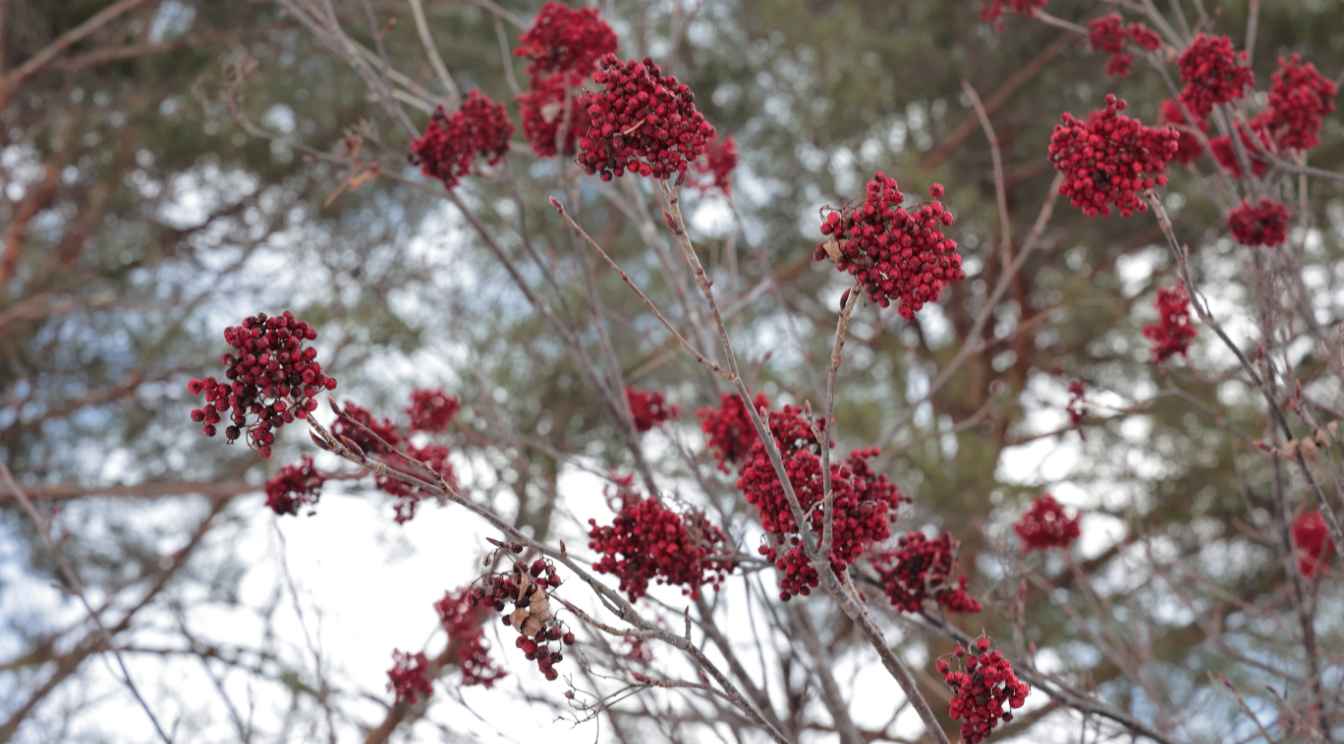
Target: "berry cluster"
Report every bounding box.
[874,531,982,614]
[1143,286,1197,363]
[816,171,963,319]
[698,392,768,472]
[1228,199,1290,247]
[588,489,735,602]
[434,588,507,688]
[386,650,433,706]
[697,135,738,196]
[1066,379,1087,433]
[626,386,679,432]
[1013,494,1081,552]
[407,388,460,433]
[1087,14,1161,78]
[264,456,325,516]
[332,402,402,456]
[738,405,905,599]
[980,0,1047,26]
[1160,99,1208,165]
[518,73,589,157]
[410,91,513,191]
[937,637,1029,744]
[469,551,573,681]
[377,444,457,524]
[1292,510,1335,578]
[576,54,716,181]
[1177,34,1254,118]
[187,311,336,458]
[1048,94,1179,217]
[1210,122,1270,178]
[514,2,617,83]
[1258,54,1338,152]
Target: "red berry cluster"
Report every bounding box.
[626,386,679,432]
[1160,99,1208,165]
[518,73,589,157]
[623,635,653,664]
[514,1,617,83]
[1292,510,1335,578]
[980,0,1046,26]
[588,489,734,602]
[1013,493,1081,552]
[434,588,507,688]
[187,311,336,458]
[468,551,573,681]
[1066,379,1087,434]
[1177,34,1254,118]
[1210,122,1270,178]
[264,456,325,516]
[1142,285,1197,363]
[874,531,982,614]
[332,402,402,456]
[386,650,433,706]
[576,54,716,181]
[1228,199,1290,248]
[410,91,513,191]
[1257,54,1338,152]
[407,388,460,433]
[377,444,457,524]
[698,392,769,472]
[937,637,1029,744]
[1048,94,1179,217]
[816,171,963,319]
[738,405,905,599]
[1087,14,1161,78]
[697,134,738,196]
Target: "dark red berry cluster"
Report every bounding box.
[1177,34,1254,118]
[410,91,513,191]
[1142,285,1196,363]
[332,402,402,456]
[264,456,325,516]
[626,386,679,432]
[1292,510,1334,578]
[1160,99,1208,165]
[187,311,336,459]
[1066,379,1087,433]
[980,0,1046,27]
[1257,54,1338,152]
[816,171,963,319]
[468,551,573,681]
[576,54,716,181]
[1048,94,1179,217]
[698,392,768,472]
[1013,494,1081,552]
[697,134,738,196]
[514,1,617,83]
[434,587,507,688]
[874,531,982,614]
[407,388,460,433]
[386,650,433,706]
[1087,14,1161,78]
[737,405,905,599]
[937,637,1029,744]
[518,73,589,157]
[377,444,457,524]
[1210,122,1270,178]
[1228,199,1290,247]
[587,487,735,602]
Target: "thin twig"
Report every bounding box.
[407,0,461,106]
[0,465,175,744]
